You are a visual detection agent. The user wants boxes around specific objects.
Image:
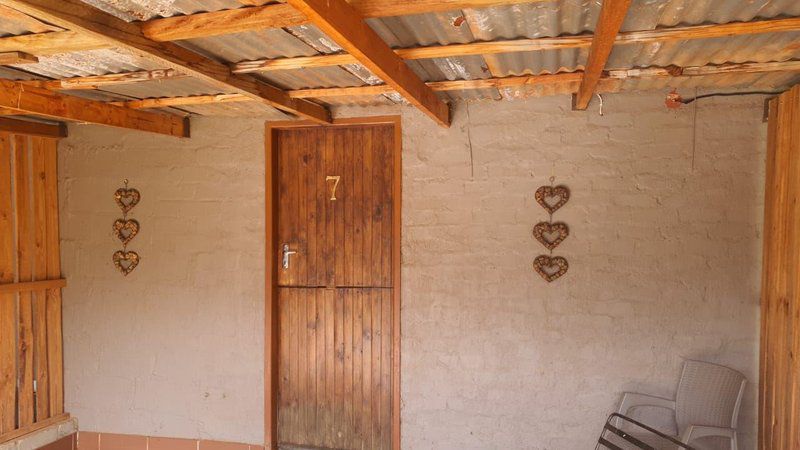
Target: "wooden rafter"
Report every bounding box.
[0,78,188,136]
[232,16,800,73]
[0,0,332,124]
[105,61,800,109]
[5,15,797,93]
[574,0,632,110]
[286,0,450,126]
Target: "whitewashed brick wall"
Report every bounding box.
[58,91,765,449]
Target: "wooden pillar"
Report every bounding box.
[760,84,800,450]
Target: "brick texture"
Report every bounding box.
[59,91,765,449]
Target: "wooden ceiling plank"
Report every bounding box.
[0,0,331,123]
[0,50,37,64]
[574,0,633,110]
[285,0,450,126]
[0,78,188,137]
[0,117,66,138]
[231,16,800,73]
[110,60,800,107]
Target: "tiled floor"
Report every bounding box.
[76,432,263,450]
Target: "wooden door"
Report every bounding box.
[760,86,800,450]
[266,118,400,450]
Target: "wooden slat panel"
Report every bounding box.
[276,126,394,287]
[329,126,394,287]
[760,85,800,450]
[41,138,63,416]
[0,133,16,434]
[277,288,391,449]
[0,279,65,295]
[13,135,34,428]
[276,127,328,287]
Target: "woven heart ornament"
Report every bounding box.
[113,250,140,276]
[535,185,570,214]
[113,219,140,246]
[533,221,569,250]
[533,255,569,282]
[114,187,140,214]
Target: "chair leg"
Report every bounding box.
[731,433,738,450]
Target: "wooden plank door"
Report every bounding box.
[266,118,400,450]
[760,85,800,450]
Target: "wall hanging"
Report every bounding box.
[112,179,140,276]
[533,179,570,282]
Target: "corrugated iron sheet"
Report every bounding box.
[79,0,243,21]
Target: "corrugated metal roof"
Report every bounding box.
[79,0,243,21]
[0,0,797,116]
[11,48,162,78]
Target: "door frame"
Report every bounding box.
[265,116,402,450]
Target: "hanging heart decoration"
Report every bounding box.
[112,250,140,276]
[535,185,570,214]
[533,221,569,250]
[533,255,569,282]
[113,219,140,246]
[114,187,140,214]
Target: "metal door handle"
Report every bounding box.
[282,244,297,269]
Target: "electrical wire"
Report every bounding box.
[679,90,783,104]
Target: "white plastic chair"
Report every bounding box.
[617,360,747,450]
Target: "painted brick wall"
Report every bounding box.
[58,91,765,449]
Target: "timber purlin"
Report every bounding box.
[0,130,66,443]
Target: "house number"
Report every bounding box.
[326,176,341,200]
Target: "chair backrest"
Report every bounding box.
[675,360,747,432]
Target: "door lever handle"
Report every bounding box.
[282,244,297,270]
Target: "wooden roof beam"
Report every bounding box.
[232,16,800,73]
[0,78,188,137]
[0,0,331,124]
[286,0,450,126]
[106,61,800,108]
[574,0,632,110]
